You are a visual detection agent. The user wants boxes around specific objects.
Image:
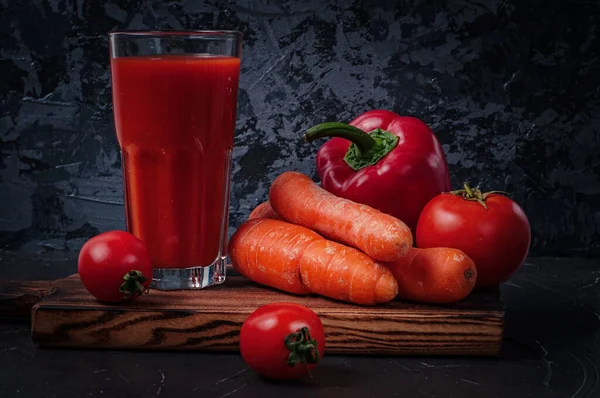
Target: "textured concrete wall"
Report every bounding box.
[1,0,598,256]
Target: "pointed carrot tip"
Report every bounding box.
[376,273,399,303]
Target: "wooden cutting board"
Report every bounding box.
[0,273,504,356]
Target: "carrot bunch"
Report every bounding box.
[229,218,398,305]
[229,171,477,305]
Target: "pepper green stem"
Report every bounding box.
[304,122,379,154]
[303,122,399,171]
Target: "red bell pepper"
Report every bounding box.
[304,109,451,232]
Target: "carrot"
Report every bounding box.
[268,171,413,262]
[385,247,477,304]
[228,218,399,305]
[248,201,281,220]
[245,202,476,305]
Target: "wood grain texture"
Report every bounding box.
[28,274,504,356]
[0,279,59,320]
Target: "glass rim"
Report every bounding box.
[108,30,242,39]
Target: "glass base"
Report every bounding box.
[150,257,226,290]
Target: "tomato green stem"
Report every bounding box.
[119,270,148,298]
[284,327,320,366]
[450,182,511,210]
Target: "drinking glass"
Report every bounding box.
[108,30,242,290]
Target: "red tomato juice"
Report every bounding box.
[110,55,240,269]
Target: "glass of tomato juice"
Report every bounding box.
[108,31,242,290]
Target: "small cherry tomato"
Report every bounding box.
[78,230,153,303]
[239,302,325,380]
[416,183,531,289]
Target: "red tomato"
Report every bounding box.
[78,230,153,303]
[239,302,325,380]
[416,185,531,289]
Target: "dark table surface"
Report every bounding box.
[1,251,599,398]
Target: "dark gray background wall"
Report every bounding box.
[0,0,598,257]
